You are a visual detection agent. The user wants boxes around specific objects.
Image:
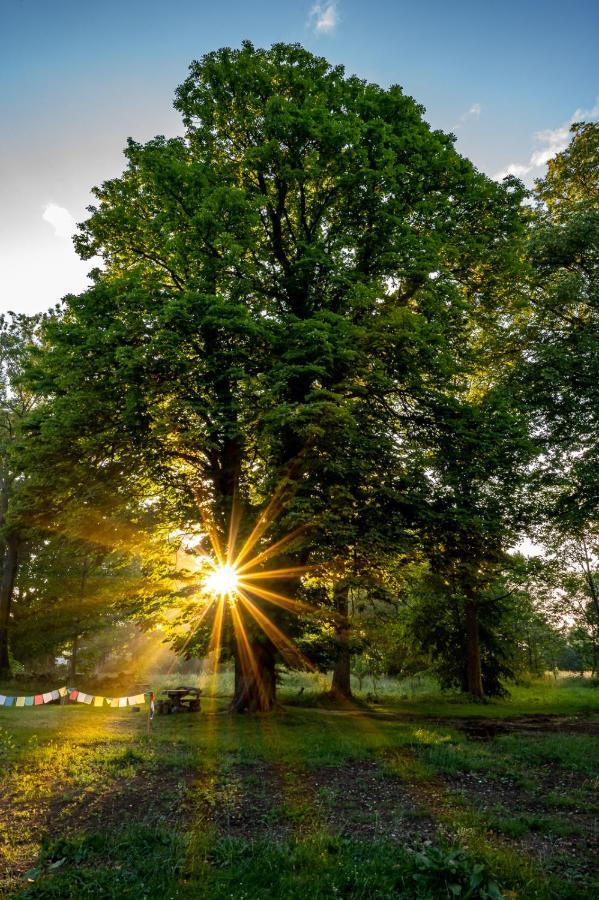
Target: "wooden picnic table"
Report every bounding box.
[156,686,202,714]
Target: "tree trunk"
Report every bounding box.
[230,639,276,712]
[70,634,78,682]
[580,538,599,622]
[331,583,352,699]
[465,599,484,699]
[0,533,19,678]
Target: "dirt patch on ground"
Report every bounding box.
[49,766,195,833]
[445,769,599,883]
[308,761,437,844]
[442,715,599,740]
[300,705,599,738]
[0,761,195,890]
[207,762,291,841]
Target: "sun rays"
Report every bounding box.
[186,500,319,702]
[28,455,327,709]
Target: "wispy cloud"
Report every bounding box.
[308,2,339,34]
[494,98,599,182]
[454,102,482,130]
[42,203,76,239]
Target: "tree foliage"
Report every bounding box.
[524,122,599,529]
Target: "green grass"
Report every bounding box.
[16,829,511,900]
[493,732,599,774]
[486,812,583,839]
[1,676,598,899]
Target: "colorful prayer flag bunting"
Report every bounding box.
[0,685,148,709]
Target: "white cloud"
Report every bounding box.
[308,2,339,34]
[0,243,91,314]
[42,203,76,240]
[493,98,599,182]
[454,102,482,130]
[498,162,534,179]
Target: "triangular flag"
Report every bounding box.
[16,696,26,707]
[93,695,104,707]
[34,695,43,705]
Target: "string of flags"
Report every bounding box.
[0,686,148,708]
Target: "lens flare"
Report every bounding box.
[203,563,239,598]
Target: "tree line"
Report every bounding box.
[0,43,597,708]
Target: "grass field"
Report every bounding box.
[0,676,597,898]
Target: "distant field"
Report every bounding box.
[1,676,597,898]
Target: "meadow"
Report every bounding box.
[0,675,597,898]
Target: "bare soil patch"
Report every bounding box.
[49,766,195,832]
[208,762,291,841]
[302,705,599,737]
[309,761,437,844]
[443,715,599,740]
[0,759,194,889]
[445,769,599,883]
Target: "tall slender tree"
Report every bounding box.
[0,313,42,676]
[524,122,599,529]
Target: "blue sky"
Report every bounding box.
[1,0,598,314]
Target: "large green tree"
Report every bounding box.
[515,123,599,679]
[525,122,599,529]
[27,42,526,708]
[413,385,535,697]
